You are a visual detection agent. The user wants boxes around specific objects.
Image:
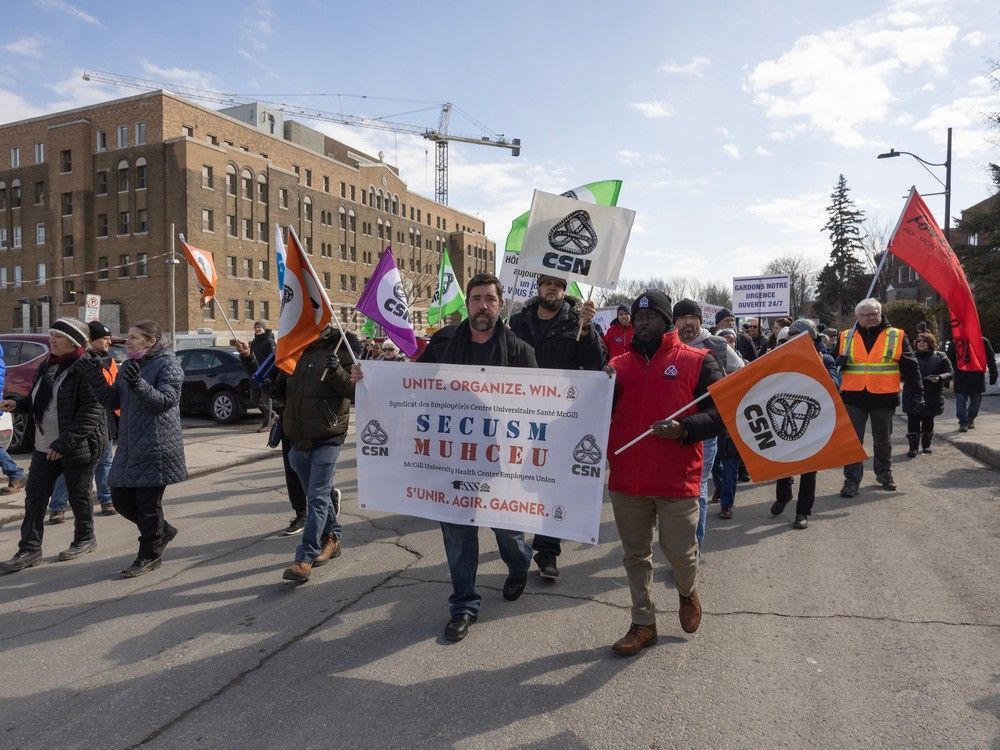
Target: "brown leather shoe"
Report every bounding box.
[1,477,25,495]
[611,623,657,656]
[282,560,312,582]
[679,590,702,633]
[312,534,341,567]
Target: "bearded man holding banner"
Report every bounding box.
[836,298,922,497]
[606,290,724,656]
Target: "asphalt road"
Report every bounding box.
[0,425,997,749]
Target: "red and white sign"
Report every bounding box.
[83,294,101,322]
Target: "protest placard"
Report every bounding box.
[356,361,615,544]
[732,274,791,317]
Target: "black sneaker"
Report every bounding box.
[160,524,178,553]
[876,473,897,491]
[770,498,790,517]
[840,482,859,498]
[121,557,161,578]
[57,538,97,561]
[282,515,306,536]
[967,419,976,430]
[534,552,559,581]
[0,549,42,574]
[48,510,67,525]
[502,573,528,600]
[793,514,809,529]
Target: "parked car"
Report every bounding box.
[0,332,129,451]
[176,347,257,424]
[0,412,12,451]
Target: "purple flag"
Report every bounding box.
[356,247,418,357]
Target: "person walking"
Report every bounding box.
[770,320,838,529]
[509,274,605,581]
[0,341,26,498]
[0,318,105,574]
[714,308,757,362]
[606,291,724,656]
[353,273,537,642]
[837,299,922,497]
[249,321,276,433]
[906,332,953,456]
[602,304,634,360]
[85,320,186,578]
[946,336,997,432]
[47,320,119,522]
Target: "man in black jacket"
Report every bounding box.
[508,274,605,581]
[946,336,998,431]
[352,273,537,642]
[714,308,757,363]
[249,321,276,432]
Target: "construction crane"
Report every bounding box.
[82,70,519,205]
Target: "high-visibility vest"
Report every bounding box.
[104,358,121,417]
[839,326,903,394]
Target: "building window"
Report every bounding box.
[339,274,347,291]
[258,259,268,278]
[97,214,108,237]
[118,212,130,235]
[60,149,72,173]
[968,233,979,246]
[303,168,312,187]
[34,143,44,163]
[242,218,252,239]
[350,184,355,201]
[33,182,44,205]
[340,181,346,198]
[242,258,252,277]
[117,161,129,192]
[35,223,45,246]
[323,272,331,289]
[0,228,7,248]
[202,209,214,232]
[96,171,108,195]
[62,279,74,302]
[244,300,254,320]
[135,122,146,145]
[61,192,73,216]
[135,158,147,189]
[260,300,269,320]
[257,174,267,203]
[303,197,312,221]
[340,243,347,260]
[10,147,19,168]
[10,180,20,208]
[96,131,107,152]
[293,165,300,178]
[323,175,330,193]
[208,134,218,146]
[229,299,239,319]
[350,276,356,292]
[13,226,21,248]
[13,265,22,287]
[202,165,213,188]
[36,262,46,285]
[227,215,237,237]
[137,252,148,276]
[227,256,237,276]
[0,184,5,210]
[226,165,237,195]
[97,256,109,280]
[258,221,266,241]
[203,299,215,319]
[279,188,288,208]
[137,209,148,233]
[118,254,130,278]
[117,125,128,148]
[241,169,252,199]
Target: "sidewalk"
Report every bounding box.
[0,419,276,527]
[901,391,1000,470]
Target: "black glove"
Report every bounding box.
[259,378,277,396]
[325,352,341,372]
[121,359,141,386]
[835,355,848,368]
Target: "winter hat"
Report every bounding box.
[715,307,734,325]
[536,274,567,290]
[617,304,630,314]
[49,317,89,348]
[631,290,673,326]
[788,319,818,340]
[253,320,266,329]
[87,320,112,340]
[672,298,702,321]
[716,327,737,339]
[382,340,397,351]
[776,326,791,343]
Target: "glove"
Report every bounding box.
[259,378,277,397]
[835,355,848,368]
[904,397,924,415]
[121,359,141,386]
[324,352,341,373]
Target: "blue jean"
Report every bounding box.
[696,437,717,548]
[440,522,532,617]
[718,455,739,510]
[288,443,342,563]
[955,392,983,426]
[50,440,114,511]
[0,447,25,481]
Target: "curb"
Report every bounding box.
[894,413,1000,472]
[0,448,276,529]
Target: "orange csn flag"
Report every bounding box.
[274,226,333,374]
[707,334,866,482]
[179,237,218,306]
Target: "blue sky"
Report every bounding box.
[2,0,998,292]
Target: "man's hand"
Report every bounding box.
[580,300,596,327]
[234,340,251,357]
[651,419,684,440]
[835,355,848,368]
[602,364,615,379]
[121,360,141,386]
[350,363,364,384]
[0,399,16,413]
[325,352,341,373]
[46,449,62,461]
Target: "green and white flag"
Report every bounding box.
[500,180,622,303]
[360,315,376,338]
[428,248,467,326]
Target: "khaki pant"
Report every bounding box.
[610,491,699,625]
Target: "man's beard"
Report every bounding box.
[678,323,699,343]
[538,294,562,313]
[471,311,497,332]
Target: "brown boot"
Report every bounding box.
[679,590,702,633]
[312,534,341,567]
[1,477,25,495]
[611,623,657,656]
[282,560,312,583]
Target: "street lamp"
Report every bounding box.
[876,127,952,239]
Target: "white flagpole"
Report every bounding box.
[613,393,710,456]
[216,304,239,342]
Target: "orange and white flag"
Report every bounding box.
[708,334,866,482]
[275,226,332,374]
[179,237,218,306]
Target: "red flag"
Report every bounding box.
[179,238,218,306]
[275,227,333,374]
[888,188,986,372]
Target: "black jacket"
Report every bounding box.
[250,329,276,365]
[905,349,953,416]
[428,319,537,368]
[946,337,998,394]
[14,356,106,465]
[508,296,606,371]
[734,332,758,362]
[839,320,922,410]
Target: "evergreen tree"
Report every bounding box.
[816,174,867,321]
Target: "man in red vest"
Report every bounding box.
[602,304,634,360]
[606,290,724,656]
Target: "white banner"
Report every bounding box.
[517,191,635,288]
[732,274,791,317]
[356,361,615,544]
[498,250,540,304]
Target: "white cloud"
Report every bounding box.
[962,31,987,47]
[34,0,103,27]
[242,0,274,52]
[629,100,673,118]
[746,6,959,148]
[746,192,828,234]
[139,60,216,91]
[914,88,1000,156]
[46,70,121,111]
[0,88,45,125]
[921,82,935,92]
[766,125,806,141]
[715,126,732,138]
[660,56,711,75]
[893,112,914,125]
[617,149,641,164]
[754,146,773,156]
[649,176,710,189]
[723,143,741,159]
[2,34,46,57]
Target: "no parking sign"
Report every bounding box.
[84,294,101,322]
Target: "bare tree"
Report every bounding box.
[762,253,819,317]
[700,282,733,308]
[859,214,894,300]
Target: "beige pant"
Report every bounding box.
[610,491,699,625]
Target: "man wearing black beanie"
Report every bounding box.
[605,290,724,655]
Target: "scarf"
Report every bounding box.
[31,347,85,431]
[441,319,510,367]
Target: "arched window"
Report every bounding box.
[339,206,347,229]
[241,169,253,199]
[0,180,7,210]
[391,196,398,215]
[117,159,129,192]
[348,209,356,232]
[257,173,267,204]
[376,189,383,210]
[226,164,237,196]
[135,157,147,190]
[303,195,312,222]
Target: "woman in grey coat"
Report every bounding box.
[87,320,187,577]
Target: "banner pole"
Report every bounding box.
[575,285,595,341]
[864,245,892,300]
[216,304,239,342]
[613,393,710,455]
